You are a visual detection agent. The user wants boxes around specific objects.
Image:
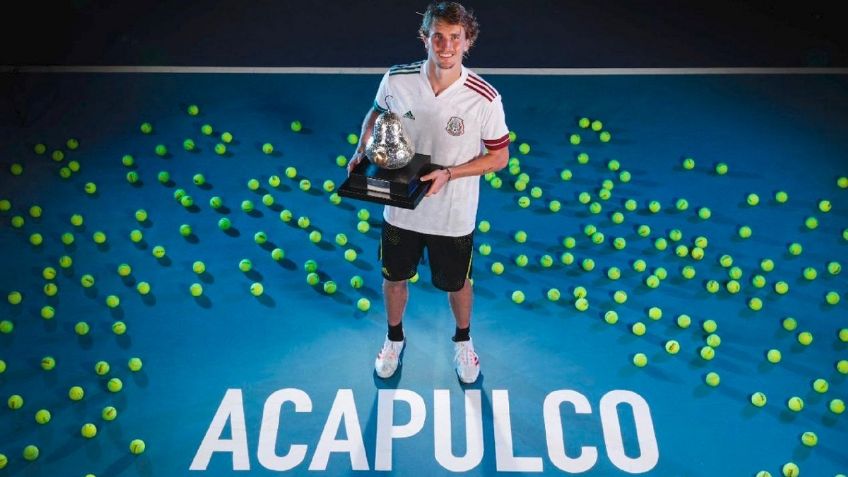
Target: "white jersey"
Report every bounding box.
[373,60,509,236]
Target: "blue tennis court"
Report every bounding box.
[1,70,847,476]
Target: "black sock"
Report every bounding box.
[388,322,404,341]
[452,326,470,342]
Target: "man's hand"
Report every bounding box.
[421,168,452,196]
[347,150,366,175]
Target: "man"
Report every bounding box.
[348,1,509,383]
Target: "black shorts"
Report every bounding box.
[380,221,473,292]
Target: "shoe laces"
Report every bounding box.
[379,340,402,361]
[454,341,478,366]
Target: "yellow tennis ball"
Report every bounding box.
[81,423,98,438]
[129,439,146,455]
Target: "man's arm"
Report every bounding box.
[420,145,509,196]
[347,107,380,175]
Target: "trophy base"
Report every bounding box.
[338,154,439,209]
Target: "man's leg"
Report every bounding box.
[448,278,472,330]
[384,278,409,327]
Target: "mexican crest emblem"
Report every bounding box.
[445,116,465,136]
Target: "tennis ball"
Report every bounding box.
[514,230,527,243]
[632,353,647,367]
[40,356,56,371]
[705,372,720,387]
[111,321,126,334]
[356,297,370,311]
[750,392,767,407]
[645,275,660,288]
[102,406,118,421]
[8,394,23,410]
[517,196,531,208]
[787,396,804,412]
[812,378,828,393]
[725,280,740,294]
[631,322,646,336]
[322,281,338,294]
[299,179,311,191]
[75,321,90,335]
[140,122,153,133]
[654,238,667,251]
[827,261,842,275]
[518,142,530,154]
[830,398,845,414]
[612,290,627,304]
[675,198,689,211]
[611,212,625,225]
[201,124,213,135]
[344,249,358,262]
[748,297,763,311]
[81,422,98,438]
[633,259,647,272]
[491,262,504,275]
[788,242,803,256]
[598,131,611,142]
[804,216,818,229]
[308,230,322,243]
[782,463,799,477]
[155,144,167,156]
[23,445,39,461]
[306,272,320,286]
[220,131,233,144]
[665,340,680,354]
[825,291,840,305]
[591,231,604,243]
[129,439,146,455]
[574,297,589,311]
[237,259,253,272]
[647,200,661,213]
[512,290,524,304]
[682,265,697,280]
[135,281,151,296]
[604,311,619,324]
[560,169,573,181]
[248,283,263,297]
[350,276,364,289]
[508,290,525,304]
[546,288,561,301]
[357,220,369,233]
[581,258,595,272]
[682,157,695,169]
[607,267,621,280]
[190,283,203,297]
[152,245,166,259]
[699,346,715,360]
[290,120,303,132]
[706,333,721,348]
[35,409,51,424]
[69,386,85,401]
[619,171,631,183]
[647,307,662,320]
[766,349,782,363]
[214,143,227,155]
[797,331,813,345]
[183,138,196,151]
[840,331,848,344]
[95,360,110,376]
[800,431,817,447]
[774,190,788,203]
[513,254,528,267]
[612,237,626,250]
[106,378,123,393]
[697,207,711,220]
[714,162,728,175]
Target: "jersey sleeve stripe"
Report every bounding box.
[463,82,495,102]
[467,74,498,98]
[483,134,510,150]
[374,100,388,113]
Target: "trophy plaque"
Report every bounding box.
[338,97,439,209]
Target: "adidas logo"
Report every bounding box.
[403,111,415,120]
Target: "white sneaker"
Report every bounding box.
[454,338,480,383]
[375,335,405,378]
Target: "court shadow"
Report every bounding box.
[141,294,157,306]
[224,227,241,237]
[256,294,276,307]
[194,296,212,309]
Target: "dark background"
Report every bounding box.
[2,0,847,68]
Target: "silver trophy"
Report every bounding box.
[365,96,416,169]
[339,96,437,209]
